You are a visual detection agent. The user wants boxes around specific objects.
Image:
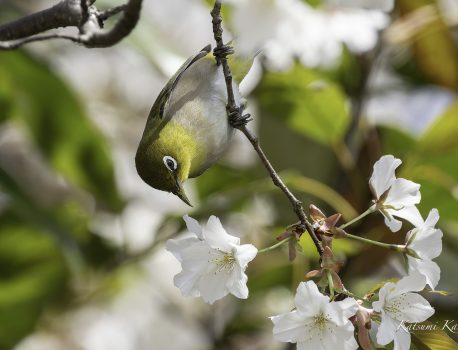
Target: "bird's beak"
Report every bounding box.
[175,181,192,207]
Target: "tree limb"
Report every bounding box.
[0,0,142,50]
[0,0,82,41]
[210,0,324,257]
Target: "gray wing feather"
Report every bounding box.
[145,45,212,133]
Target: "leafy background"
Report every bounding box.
[0,0,457,349]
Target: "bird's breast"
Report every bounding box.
[164,58,240,177]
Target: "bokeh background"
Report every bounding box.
[0,0,457,349]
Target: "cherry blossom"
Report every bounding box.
[166,215,258,304]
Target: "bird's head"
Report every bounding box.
[135,124,195,206]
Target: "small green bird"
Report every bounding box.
[135,45,253,206]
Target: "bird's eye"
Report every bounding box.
[163,156,178,171]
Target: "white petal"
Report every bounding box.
[166,237,200,262]
[392,292,435,322]
[271,310,308,343]
[197,268,231,304]
[424,208,440,228]
[323,322,358,350]
[179,242,216,272]
[383,212,402,232]
[173,269,201,297]
[203,215,240,250]
[389,205,424,228]
[391,273,427,297]
[327,298,359,326]
[376,312,397,345]
[234,243,258,268]
[226,265,249,299]
[393,327,411,350]
[374,281,396,311]
[183,215,203,239]
[372,300,383,313]
[385,178,421,208]
[294,281,329,316]
[370,155,402,199]
[409,227,443,260]
[408,257,441,290]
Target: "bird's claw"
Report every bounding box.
[213,44,234,61]
[227,106,252,128]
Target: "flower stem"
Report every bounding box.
[339,206,376,230]
[258,237,292,254]
[345,233,404,252]
[341,289,366,301]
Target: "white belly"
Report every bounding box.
[164,57,241,176]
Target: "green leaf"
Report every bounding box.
[254,64,350,146]
[0,223,69,350]
[417,101,458,155]
[0,51,122,211]
[411,323,458,350]
[195,164,258,200]
[396,0,458,90]
[379,126,417,159]
[399,101,458,221]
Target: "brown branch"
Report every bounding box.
[82,0,142,48]
[210,0,323,257]
[0,0,82,41]
[0,0,142,50]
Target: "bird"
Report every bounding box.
[135,44,253,206]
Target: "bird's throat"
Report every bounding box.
[156,122,207,182]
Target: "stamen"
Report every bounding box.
[208,248,236,274]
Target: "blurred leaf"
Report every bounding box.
[0,223,69,350]
[400,101,458,220]
[379,126,416,159]
[417,101,458,155]
[303,0,322,8]
[195,164,258,200]
[411,323,458,350]
[0,51,122,211]
[323,44,364,96]
[255,64,350,146]
[283,172,358,220]
[365,278,400,296]
[396,0,458,89]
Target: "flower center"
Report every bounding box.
[384,295,410,320]
[210,249,236,273]
[313,312,329,330]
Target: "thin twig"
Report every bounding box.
[210,0,323,257]
[0,33,81,50]
[98,5,127,22]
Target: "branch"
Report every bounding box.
[0,0,82,41]
[210,1,323,257]
[0,0,142,50]
[82,0,141,48]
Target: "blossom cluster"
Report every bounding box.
[166,154,443,350]
[229,0,391,70]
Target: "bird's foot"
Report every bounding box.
[213,44,234,62]
[227,105,252,128]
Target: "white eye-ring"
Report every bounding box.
[163,156,178,171]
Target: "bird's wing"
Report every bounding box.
[145,45,212,132]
